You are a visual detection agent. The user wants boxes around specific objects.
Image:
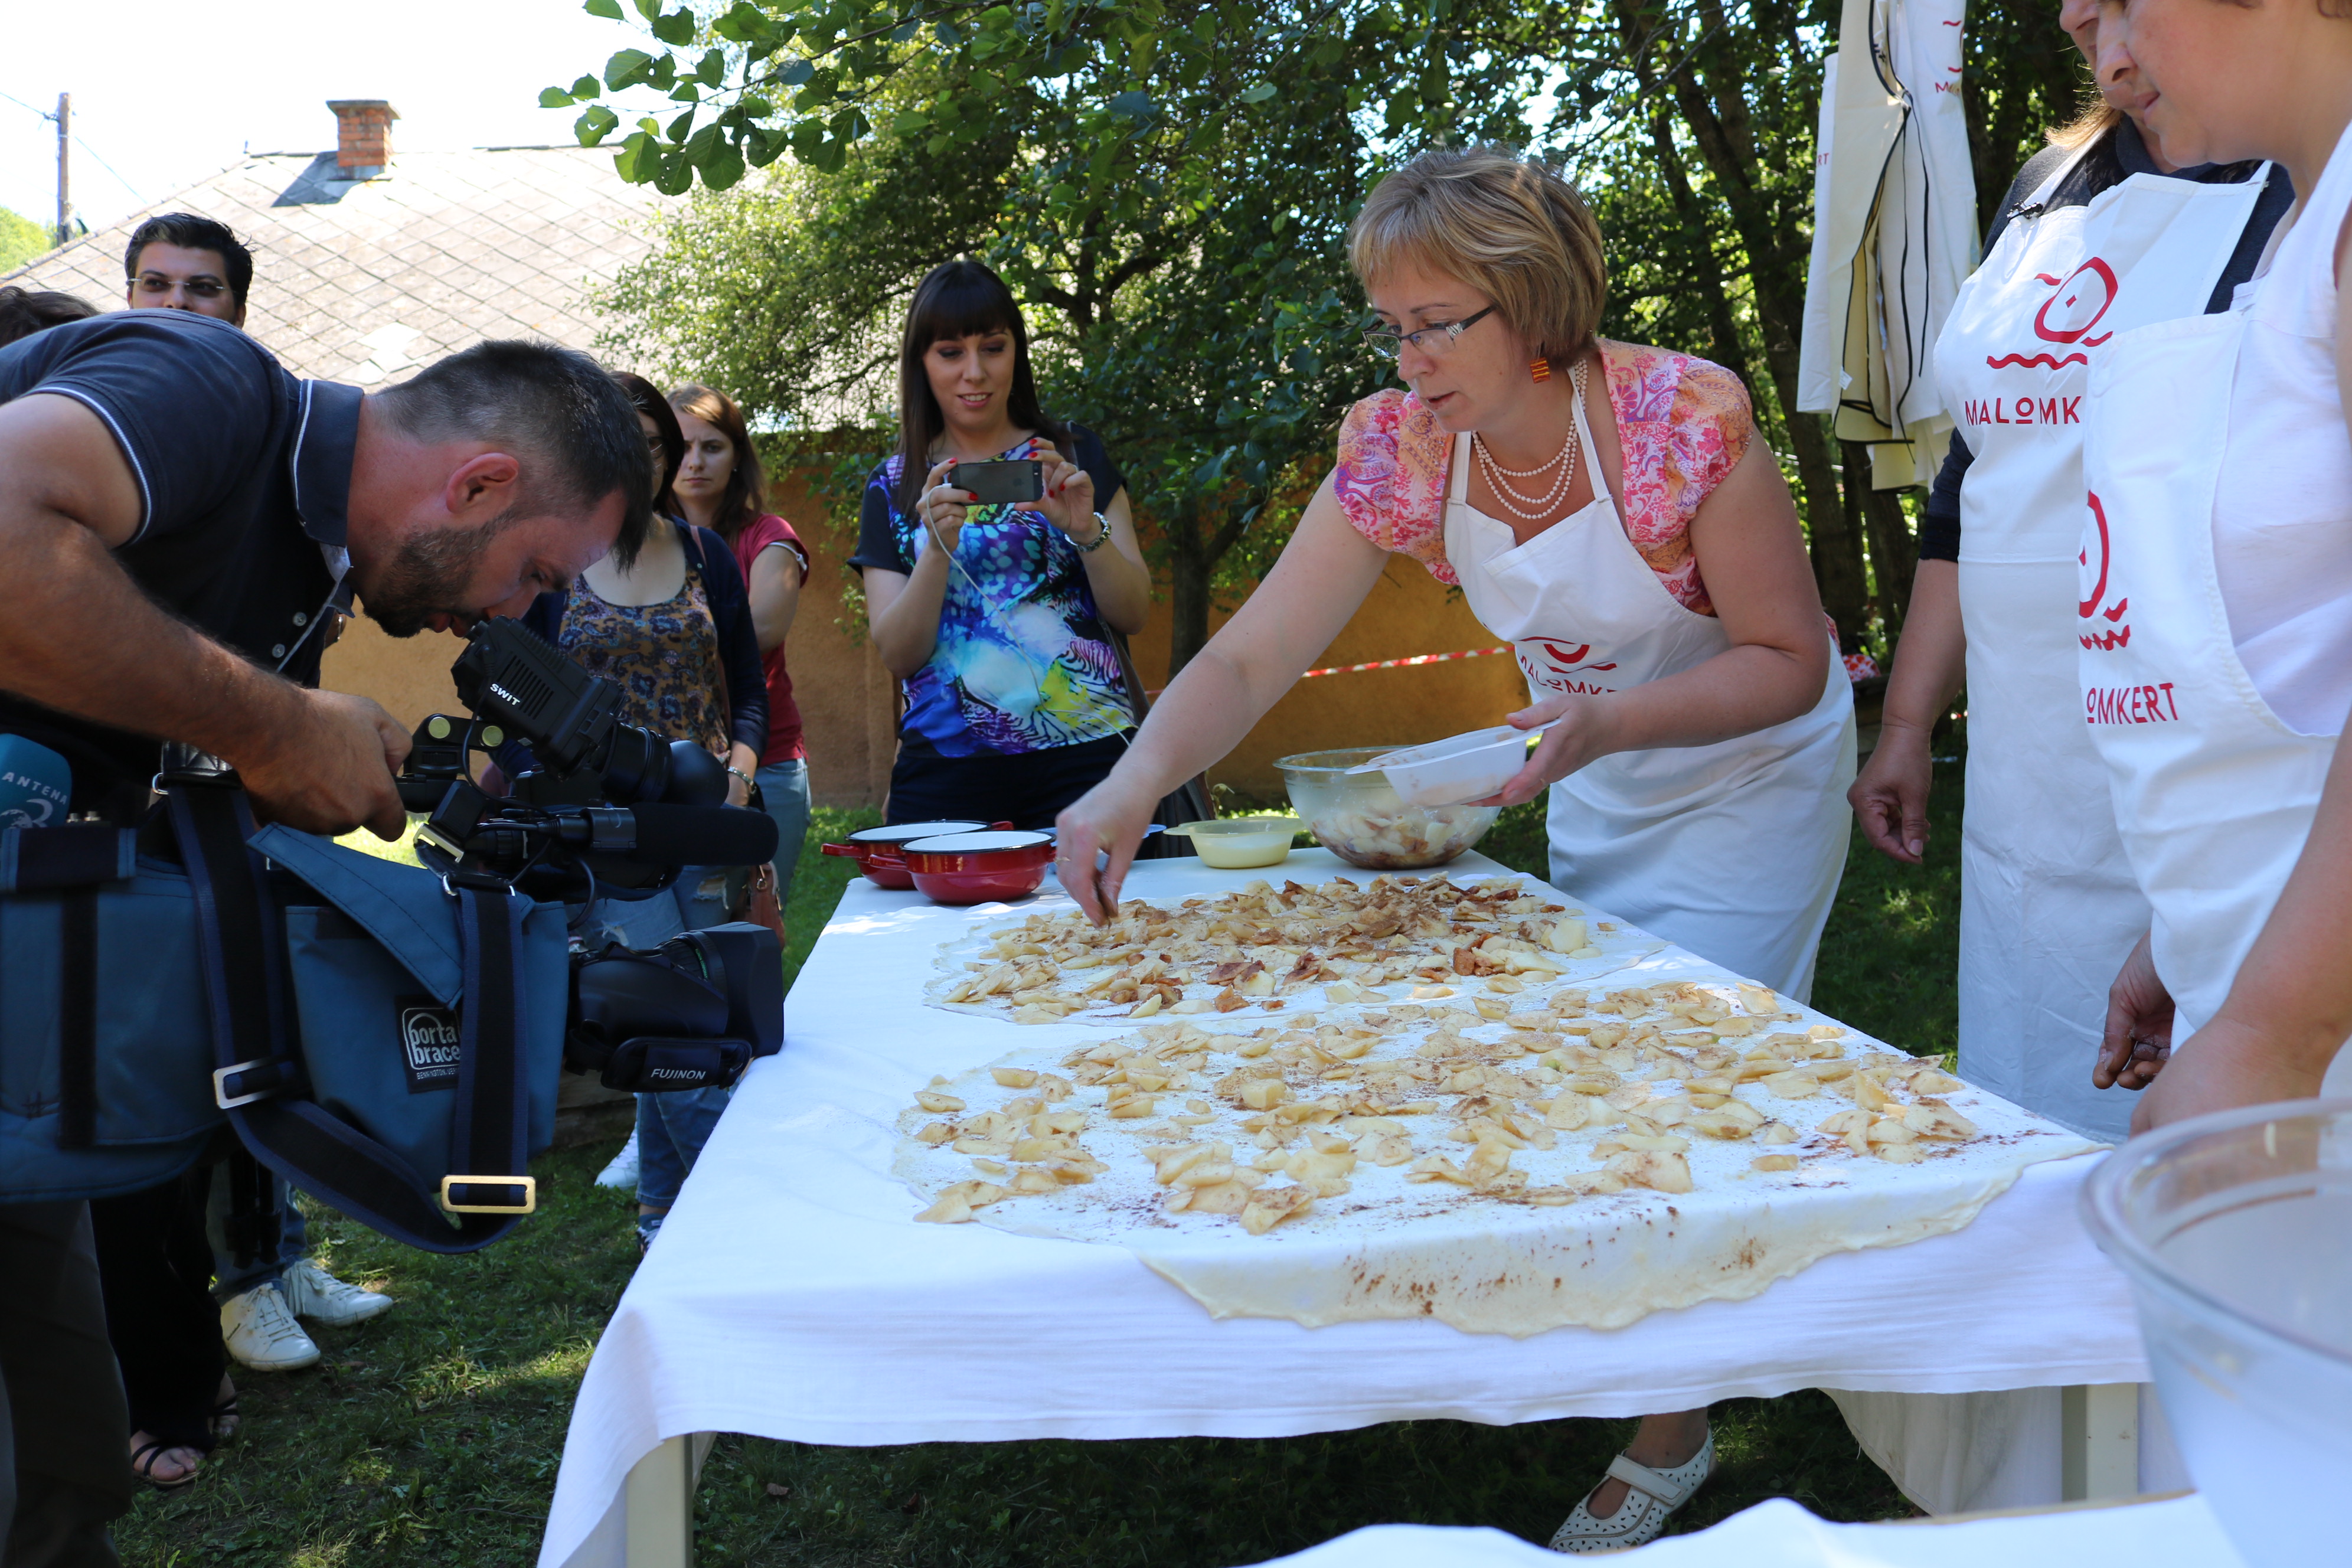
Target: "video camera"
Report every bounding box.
[396,617,785,1093]
[396,616,777,904]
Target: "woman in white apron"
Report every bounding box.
[1835,1,2294,1517]
[1850,0,2291,1146]
[1047,147,1851,1553]
[2080,0,2352,1129]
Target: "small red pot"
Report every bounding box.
[820,821,994,888]
[900,830,1055,905]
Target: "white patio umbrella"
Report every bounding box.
[1798,0,1977,488]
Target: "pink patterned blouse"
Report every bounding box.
[1332,341,1753,616]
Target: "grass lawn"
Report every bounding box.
[119,773,1966,1566]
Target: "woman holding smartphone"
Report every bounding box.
[851,260,1155,828]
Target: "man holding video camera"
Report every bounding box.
[0,306,650,1562]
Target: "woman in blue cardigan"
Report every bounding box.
[512,373,769,1250]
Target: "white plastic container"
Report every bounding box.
[2080,1100,2352,1567]
[1161,818,1304,870]
[1351,725,1536,807]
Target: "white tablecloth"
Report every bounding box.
[1246,1494,2242,1567]
[539,852,2147,1568]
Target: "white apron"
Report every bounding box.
[1933,145,2272,1142]
[1838,156,2272,1520]
[2080,150,2352,1060]
[1445,384,1856,1001]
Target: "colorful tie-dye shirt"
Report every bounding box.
[1331,342,1753,615]
[852,427,1137,758]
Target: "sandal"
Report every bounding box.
[130,1438,202,1494]
[1549,1429,1714,1554]
[211,1381,240,1445]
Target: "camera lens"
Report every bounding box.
[593,723,670,804]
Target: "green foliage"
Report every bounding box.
[589,0,1465,665]
[577,0,2099,652]
[0,205,54,273]
[600,97,1015,424]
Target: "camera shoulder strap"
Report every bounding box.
[168,785,533,1254]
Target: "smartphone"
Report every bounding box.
[950,459,1046,505]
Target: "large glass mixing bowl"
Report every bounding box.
[1276,747,1501,870]
[2079,1100,2352,1567]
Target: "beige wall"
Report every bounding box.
[1125,558,1528,801]
[320,458,1528,811]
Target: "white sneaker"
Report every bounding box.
[280,1257,393,1327]
[219,1283,321,1372]
[596,1128,641,1190]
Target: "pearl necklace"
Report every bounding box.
[1472,358,1592,521]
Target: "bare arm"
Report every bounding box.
[1054,472,1396,917]
[1059,482,1152,636]
[1849,558,1964,863]
[747,544,803,655]
[863,459,964,679]
[0,394,409,836]
[726,740,760,807]
[1488,443,1833,805]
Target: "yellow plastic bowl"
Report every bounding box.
[1165,817,1305,870]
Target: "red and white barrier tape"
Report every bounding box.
[1300,645,1514,679]
[1146,645,1516,697]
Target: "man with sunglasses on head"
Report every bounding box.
[123,214,251,328]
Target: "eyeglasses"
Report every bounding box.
[132,273,228,300]
[1361,304,1497,358]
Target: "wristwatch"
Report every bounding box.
[1074,512,1113,553]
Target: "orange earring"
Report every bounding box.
[1530,357,1551,383]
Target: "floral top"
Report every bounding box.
[557,564,730,757]
[1332,342,1753,615]
[850,427,1136,759]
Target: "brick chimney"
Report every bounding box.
[326,100,398,178]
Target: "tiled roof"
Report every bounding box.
[1,145,671,382]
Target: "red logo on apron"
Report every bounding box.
[2079,490,2131,650]
[1986,258,2120,371]
[1519,639,1620,696]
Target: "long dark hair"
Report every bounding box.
[892,260,1067,515]
[612,371,685,520]
[668,383,768,544]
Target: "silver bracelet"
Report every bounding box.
[1073,512,1113,553]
